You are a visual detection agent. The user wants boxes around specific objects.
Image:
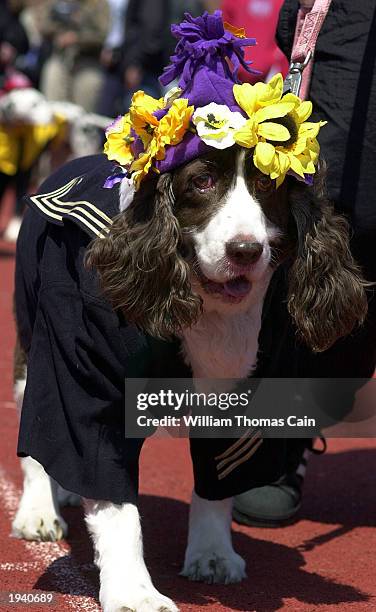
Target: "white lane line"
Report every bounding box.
[0,466,100,612]
[0,561,40,572]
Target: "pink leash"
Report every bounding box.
[284,0,333,100]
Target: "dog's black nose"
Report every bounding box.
[226,241,263,266]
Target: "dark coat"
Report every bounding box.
[277,0,376,382]
[16,154,291,503]
[277,0,376,239]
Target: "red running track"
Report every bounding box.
[0,244,376,612]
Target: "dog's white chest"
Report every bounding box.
[181,305,263,380]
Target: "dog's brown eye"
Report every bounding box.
[255,175,273,193]
[192,174,215,192]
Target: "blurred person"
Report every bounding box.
[221,0,289,83]
[16,0,52,87]
[0,0,30,240]
[233,0,376,527]
[0,0,29,83]
[96,0,129,117]
[37,0,109,112]
[122,0,171,109]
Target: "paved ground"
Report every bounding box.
[0,207,375,611]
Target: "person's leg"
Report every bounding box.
[40,54,71,102]
[71,61,104,113]
[96,71,124,118]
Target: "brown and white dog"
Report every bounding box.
[13,146,367,612]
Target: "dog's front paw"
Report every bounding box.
[181,549,246,584]
[100,586,179,612]
[12,507,67,541]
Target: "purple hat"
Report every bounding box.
[142,11,257,175]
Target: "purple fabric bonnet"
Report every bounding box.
[132,11,258,175]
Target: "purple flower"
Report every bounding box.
[304,173,314,186]
[287,170,315,186]
[103,167,130,189]
[160,11,258,90]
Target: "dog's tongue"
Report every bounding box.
[224,277,252,298]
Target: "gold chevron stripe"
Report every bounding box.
[30,177,81,201]
[216,430,262,472]
[29,177,113,236]
[29,196,62,221]
[214,427,256,461]
[29,197,108,236]
[35,200,108,231]
[217,438,263,480]
[50,194,113,224]
[67,211,110,236]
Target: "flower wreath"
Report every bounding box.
[104,12,325,191]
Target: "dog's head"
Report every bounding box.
[87,147,367,352]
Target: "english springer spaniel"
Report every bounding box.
[12,146,366,612]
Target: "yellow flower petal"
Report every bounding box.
[158,98,193,146]
[255,101,295,123]
[277,150,291,175]
[298,121,325,140]
[276,172,287,188]
[104,114,134,166]
[270,154,280,180]
[299,154,316,174]
[234,119,258,148]
[289,154,305,178]
[254,142,276,174]
[295,100,313,123]
[233,83,257,117]
[307,137,320,162]
[281,93,300,106]
[258,122,291,141]
[129,90,164,141]
[254,73,283,107]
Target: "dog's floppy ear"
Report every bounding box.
[287,165,368,352]
[86,173,202,338]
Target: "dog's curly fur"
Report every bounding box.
[288,164,367,351]
[86,174,202,338]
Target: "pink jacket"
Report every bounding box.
[221,0,289,83]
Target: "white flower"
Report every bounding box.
[192,103,247,149]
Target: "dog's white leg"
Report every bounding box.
[181,491,246,584]
[12,456,68,541]
[12,375,68,541]
[85,500,179,612]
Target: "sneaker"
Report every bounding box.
[233,438,326,527]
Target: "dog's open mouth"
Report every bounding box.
[197,269,252,302]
